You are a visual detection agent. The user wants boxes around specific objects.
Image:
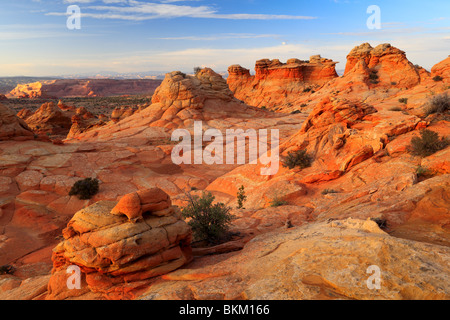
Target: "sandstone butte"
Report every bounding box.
[0,42,449,300]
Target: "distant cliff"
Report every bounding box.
[7,79,162,98]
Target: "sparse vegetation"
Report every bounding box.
[303,87,312,93]
[0,265,15,275]
[270,196,289,207]
[194,66,202,75]
[369,71,379,84]
[399,98,408,105]
[182,191,235,244]
[410,129,449,157]
[282,149,313,170]
[236,185,247,209]
[321,189,339,195]
[425,92,450,115]
[371,218,387,230]
[69,178,100,200]
[291,110,301,114]
[389,106,403,111]
[416,165,436,181]
[432,75,444,82]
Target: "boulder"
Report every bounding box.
[46,189,192,300]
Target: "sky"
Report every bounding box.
[0,0,449,77]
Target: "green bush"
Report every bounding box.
[369,72,379,81]
[432,75,443,82]
[69,178,100,200]
[236,185,247,209]
[194,66,202,75]
[425,92,450,115]
[416,165,435,180]
[269,197,288,207]
[0,265,15,275]
[410,129,448,157]
[182,191,235,244]
[282,149,313,170]
[321,189,339,195]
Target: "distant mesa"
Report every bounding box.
[7,79,162,99]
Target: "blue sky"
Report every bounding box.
[1,0,449,76]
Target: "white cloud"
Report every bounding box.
[151,33,281,41]
[49,0,316,21]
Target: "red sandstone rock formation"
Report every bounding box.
[0,104,34,141]
[17,108,33,120]
[24,102,73,135]
[343,43,424,88]
[110,106,137,123]
[227,56,338,109]
[0,44,449,301]
[431,55,450,82]
[46,189,192,300]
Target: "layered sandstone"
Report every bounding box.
[227,56,338,109]
[68,68,287,143]
[24,102,73,135]
[0,104,34,141]
[431,55,450,82]
[46,189,192,300]
[7,79,162,99]
[343,43,423,88]
[138,218,450,300]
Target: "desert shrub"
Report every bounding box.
[416,165,435,180]
[300,103,308,108]
[410,129,449,157]
[282,149,313,170]
[236,185,247,209]
[321,189,339,195]
[389,106,403,111]
[182,191,235,244]
[369,72,379,80]
[194,66,202,75]
[399,98,408,104]
[303,87,312,93]
[391,81,397,85]
[371,218,387,230]
[0,265,15,275]
[425,92,450,115]
[291,110,301,115]
[69,178,100,200]
[270,197,288,207]
[432,75,443,82]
